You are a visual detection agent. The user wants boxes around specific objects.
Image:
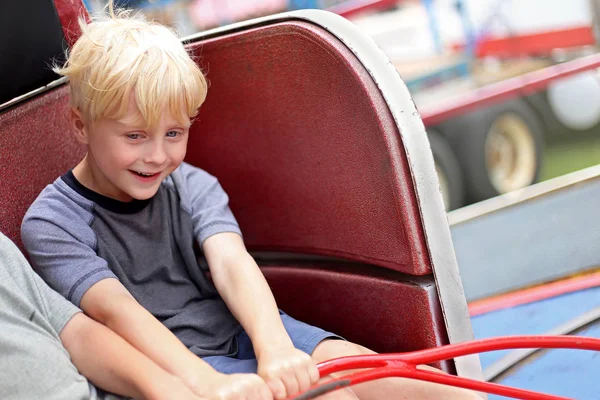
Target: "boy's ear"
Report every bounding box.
[70,108,89,144]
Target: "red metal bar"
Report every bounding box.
[327,0,400,19]
[290,335,600,399]
[452,27,595,58]
[319,335,600,373]
[419,52,600,126]
[294,364,570,400]
[53,0,89,48]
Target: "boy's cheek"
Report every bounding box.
[173,148,188,166]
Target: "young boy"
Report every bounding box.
[22,7,479,400]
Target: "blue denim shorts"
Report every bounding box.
[202,311,343,374]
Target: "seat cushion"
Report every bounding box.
[261,262,452,371]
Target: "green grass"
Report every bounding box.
[540,134,600,181]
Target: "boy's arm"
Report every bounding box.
[202,233,320,399]
[80,279,217,389]
[29,259,202,400]
[21,202,271,399]
[79,278,272,400]
[60,312,203,400]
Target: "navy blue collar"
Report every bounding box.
[62,170,152,214]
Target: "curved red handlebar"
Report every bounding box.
[290,335,600,400]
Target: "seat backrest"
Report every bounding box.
[0,0,84,250]
[186,21,431,276]
[0,2,480,379]
[0,88,83,250]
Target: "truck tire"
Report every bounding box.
[428,129,465,211]
[443,99,544,202]
[523,91,566,140]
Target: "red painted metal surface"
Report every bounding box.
[291,336,600,399]
[469,271,600,317]
[53,0,88,47]
[420,52,600,126]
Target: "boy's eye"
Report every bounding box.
[127,133,142,140]
[166,131,180,138]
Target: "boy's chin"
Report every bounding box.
[129,190,159,201]
[124,186,161,201]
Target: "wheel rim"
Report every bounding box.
[485,113,537,194]
[435,162,451,210]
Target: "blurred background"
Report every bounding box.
[84,0,600,211]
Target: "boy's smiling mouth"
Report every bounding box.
[129,170,161,181]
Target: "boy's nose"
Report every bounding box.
[144,142,167,165]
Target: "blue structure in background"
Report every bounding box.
[471,287,600,399]
[422,0,476,57]
[454,0,476,59]
[422,0,442,54]
[288,0,320,9]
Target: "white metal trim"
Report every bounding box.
[449,164,600,226]
[0,77,68,112]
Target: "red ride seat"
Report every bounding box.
[184,20,460,370]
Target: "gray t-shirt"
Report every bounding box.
[0,232,122,400]
[21,162,244,357]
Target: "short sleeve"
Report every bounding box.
[33,271,81,334]
[21,189,118,307]
[0,231,80,334]
[172,162,242,245]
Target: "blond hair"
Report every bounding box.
[55,6,207,127]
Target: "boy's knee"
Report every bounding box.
[312,339,371,362]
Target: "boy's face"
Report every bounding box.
[73,95,190,202]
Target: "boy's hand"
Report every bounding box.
[190,372,273,400]
[257,347,320,399]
